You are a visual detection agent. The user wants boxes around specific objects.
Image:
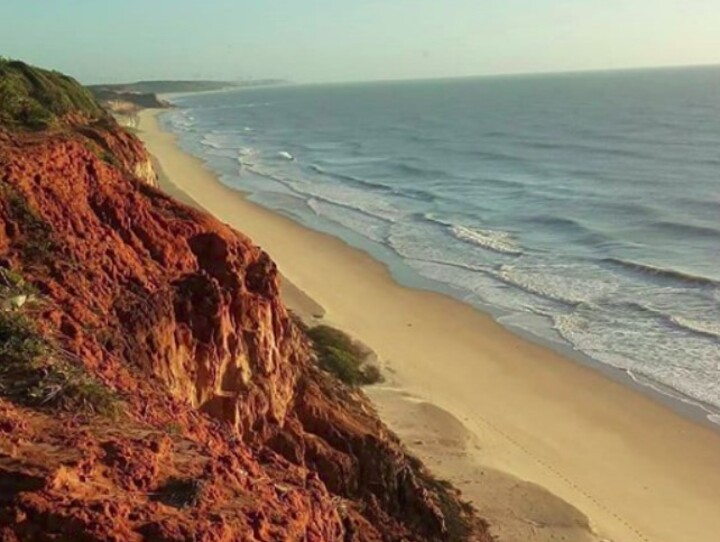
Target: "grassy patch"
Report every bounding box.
[3,189,57,265]
[306,325,382,386]
[82,139,121,169]
[0,270,121,417]
[0,57,106,130]
[0,267,38,301]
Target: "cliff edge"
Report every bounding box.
[0,61,491,541]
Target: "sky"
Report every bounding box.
[1,0,719,84]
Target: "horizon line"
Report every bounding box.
[309,60,720,87]
[86,60,720,88]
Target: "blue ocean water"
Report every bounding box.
[161,67,720,423]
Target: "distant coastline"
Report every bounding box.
[88,78,289,95]
[90,78,290,131]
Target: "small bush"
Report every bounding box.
[0,310,49,366]
[362,364,382,384]
[82,140,121,169]
[0,272,121,418]
[44,368,122,417]
[4,191,57,265]
[0,268,35,294]
[306,325,382,386]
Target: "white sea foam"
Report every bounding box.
[243,163,405,223]
[496,263,619,306]
[200,133,238,151]
[450,225,522,255]
[277,151,294,161]
[307,198,389,243]
[422,212,522,256]
[553,307,720,411]
[168,110,195,132]
[668,315,720,339]
[237,147,260,166]
[399,256,561,321]
[708,414,720,426]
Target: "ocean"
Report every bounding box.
[160,66,720,424]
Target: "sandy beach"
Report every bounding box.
[138,108,720,542]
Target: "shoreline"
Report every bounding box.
[154,99,720,433]
[145,104,720,432]
[138,108,720,542]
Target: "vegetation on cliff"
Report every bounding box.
[0,60,489,541]
[306,325,382,386]
[0,58,105,129]
[0,269,120,416]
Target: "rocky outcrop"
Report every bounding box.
[75,120,158,187]
[0,118,490,541]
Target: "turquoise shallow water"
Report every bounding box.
[161,67,720,423]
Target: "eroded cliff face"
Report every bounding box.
[76,120,158,187]
[0,121,490,541]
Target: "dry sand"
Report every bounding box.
[138,109,720,542]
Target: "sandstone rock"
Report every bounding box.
[0,123,490,541]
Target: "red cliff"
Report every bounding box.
[0,109,490,540]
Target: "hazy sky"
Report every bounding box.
[1,0,719,84]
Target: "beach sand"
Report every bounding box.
[138,109,720,542]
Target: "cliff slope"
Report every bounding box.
[0,62,490,541]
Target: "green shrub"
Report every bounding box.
[41,365,121,417]
[0,272,121,418]
[0,268,33,292]
[0,310,49,366]
[3,189,57,265]
[306,325,382,386]
[362,364,382,384]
